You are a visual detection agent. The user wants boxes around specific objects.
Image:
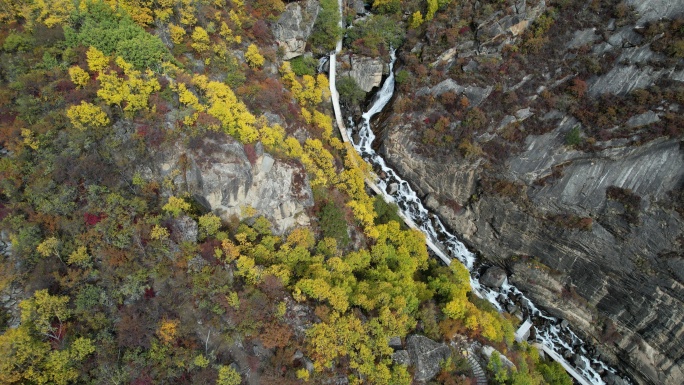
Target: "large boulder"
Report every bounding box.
[406,335,451,382]
[272,0,320,60]
[481,266,507,289]
[153,135,313,234]
[338,54,385,92]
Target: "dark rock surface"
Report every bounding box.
[377,1,684,384]
[480,266,507,289]
[406,335,451,382]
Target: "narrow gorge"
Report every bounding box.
[325,0,684,384]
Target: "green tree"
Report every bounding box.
[565,126,582,147]
[487,351,509,384]
[337,76,366,107]
[290,56,318,76]
[308,0,342,54]
[318,201,350,247]
[538,360,573,385]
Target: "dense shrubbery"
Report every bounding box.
[64,1,169,69]
[336,75,366,107]
[308,0,342,54]
[345,14,405,57]
[289,55,318,76]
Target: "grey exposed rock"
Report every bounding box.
[617,45,663,64]
[567,28,600,49]
[475,0,546,50]
[304,358,315,373]
[670,69,684,82]
[170,215,198,244]
[605,27,644,50]
[406,335,451,382]
[338,54,384,92]
[380,1,684,382]
[589,65,666,96]
[389,336,402,350]
[347,0,365,15]
[481,266,507,289]
[515,107,533,121]
[292,350,304,361]
[156,137,313,234]
[462,59,479,72]
[417,79,493,108]
[605,372,629,385]
[393,350,411,366]
[272,0,320,59]
[625,111,660,128]
[573,354,588,371]
[626,0,684,26]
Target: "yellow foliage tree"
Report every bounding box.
[245,44,265,68]
[174,82,205,112]
[191,26,210,53]
[157,319,180,345]
[97,57,160,117]
[179,0,198,26]
[301,138,336,187]
[198,80,259,142]
[66,102,110,131]
[169,23,187,44]
[86,46,109,73]
[409,11,424,29]
[154,0,175,22]
[216,365,241,385]
[426,0,438,20]
[68,66,89,88]
[260,123,286,152]
[67,246,91,268]
[162,196,191,217]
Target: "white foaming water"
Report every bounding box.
[343,50,627,385]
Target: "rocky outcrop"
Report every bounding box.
[384,114,684,384]
[626,0,684,26]
[406,335,451,382]
[416,79,493,108]
[475,0,547,54]
[377,0,684,383]
[338,54,386,92]
[153,135,312,234]
[480,266,507,289]
[272,0,320,60]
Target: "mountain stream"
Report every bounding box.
[332,51,628,385]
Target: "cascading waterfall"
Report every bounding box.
[339,50,628,385]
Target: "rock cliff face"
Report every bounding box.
[152,135,312,234]
[272,0,320,60]
[377,1,684,384]
[338,54,387,92]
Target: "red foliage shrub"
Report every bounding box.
[250,19,272,44]
[144,287,156,299]
[243,143,258,165]
[84,212,104,226]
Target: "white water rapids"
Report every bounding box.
[328,51,628,384]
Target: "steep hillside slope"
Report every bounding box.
[377,1,684,384]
